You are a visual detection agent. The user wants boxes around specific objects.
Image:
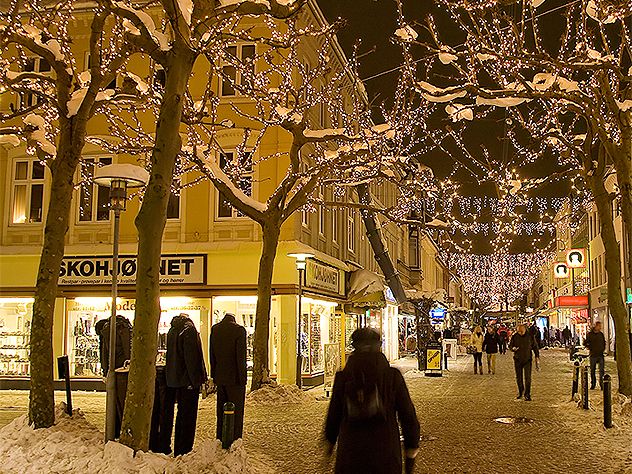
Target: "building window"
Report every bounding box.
[409,227,420,269]
[221,44,256,97]
[318,188,325,236]
[11,159,45,224]
[217,151,253,218]
[78,157,112,222]
[18,57,51,108]
[347,211,355,253]
[332,209,338,244]
[167,184,180,220]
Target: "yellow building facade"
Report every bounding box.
[0,2,455,388]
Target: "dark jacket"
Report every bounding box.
[95,315,132,376]
[482,332,500,354]
[510,332,540,363]
[324,351,420,474]
[166,314,206,389]
[585,330,606,356]
[210,314,247,386]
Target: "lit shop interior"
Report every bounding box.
[0,298,33,377]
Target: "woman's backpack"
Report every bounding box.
[345,372,386,422]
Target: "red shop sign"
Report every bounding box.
[555,295,588,307]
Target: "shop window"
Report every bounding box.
[0,298,33,376]
[78,157,112,222]
[216,151,253,219]
[221,44,256,97]
[11,159,45,224]
[66,297,203,377]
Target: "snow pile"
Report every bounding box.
[246,384,314,406]
[0,403,271,473]
[24,114,56,155]
[404,369,425,379]
[113,2,170,51]
[22,25,64,62]
[394,25,418,42]
[0,134,21,147]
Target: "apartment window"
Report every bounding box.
[318,188,325,235]
[11,160,45,224]
[18,57,51,108]
[167,181,180,220]
[217,151,253,218]
[409,227,420,269]
[347,211,356,253]
[332,208,339,244]
[78,157,112,222]
[221,44,256,96]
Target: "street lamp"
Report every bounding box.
[94,163,149,442]
[288,252,314,389]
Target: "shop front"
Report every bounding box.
[544,295,590,345]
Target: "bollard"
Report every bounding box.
[57,355,72,416]
[444,351,449,371]
[603,374,613,428]
[581,365,589,410]
[221,402,236,449]
[571,361,580,400]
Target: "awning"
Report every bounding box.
[347,269,391,309]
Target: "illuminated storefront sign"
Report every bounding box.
[305,260,342,294]
[566,249,586,268]
[58,254,207,285]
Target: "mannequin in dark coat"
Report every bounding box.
[324,328,420,474]
[165,313,207,456]
[95,315,131,438]
[210,313,247,440]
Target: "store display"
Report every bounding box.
[0,299,33,377]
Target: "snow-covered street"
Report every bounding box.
[1,350,631,473]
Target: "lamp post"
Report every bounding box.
[288,252,314,389]
[94,164,149,442]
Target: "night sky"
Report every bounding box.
[317,0,573,253]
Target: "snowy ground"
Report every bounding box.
[1,350,631,473]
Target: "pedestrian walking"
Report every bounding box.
[529,323,542,348]
[471,326,484,374]
[509,324,540,401]
[323,328,420,474]
[498,326,508,354]
[482,326,500,374]
[210,313,247,441]
[585,321,606,389]
[165,313,207,456]
[562,326,572,346]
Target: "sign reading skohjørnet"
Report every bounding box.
[58,254,207,286]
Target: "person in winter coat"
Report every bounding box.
[324,328,420,474]
[471,326,484,374]
[165,313,207,456]
[497,327,508,354]
[210,313,247,441]
[585,321,606,389]
[510,324,540,401]
[95,315,132,439]
[562,326,572,346]
[482,327,500,374]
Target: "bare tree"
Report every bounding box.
[399,0,632,393]
[0,0,133,427]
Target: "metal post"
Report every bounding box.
[57,355,72,415]
[581,365,589,410]
[105,207,120,442]
[571,267,576,296]
[221,402,236,449]
[571,361,579,400]
[444,350,449,371]
[604,374,613,428]
[296,267,303,389]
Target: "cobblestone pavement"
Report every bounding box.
[1,349,631,473]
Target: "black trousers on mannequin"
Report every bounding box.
[164,386,200,456]
[216,384,246,440]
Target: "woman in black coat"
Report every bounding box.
[324,328,420,473]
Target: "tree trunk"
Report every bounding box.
[250,219,281,391]
[29,141,81,428]
[414,299,432,371]
[591,173,632,395]
[119,52,194,451]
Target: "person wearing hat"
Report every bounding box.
[323,328,420,474]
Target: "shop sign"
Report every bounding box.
[554,262,569,279]
[555,295,588,307]
[566,249,586,268]
[305,260,341,294]
[430,307,446,321]
[426,348,442,370]
[59,254,207,286]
